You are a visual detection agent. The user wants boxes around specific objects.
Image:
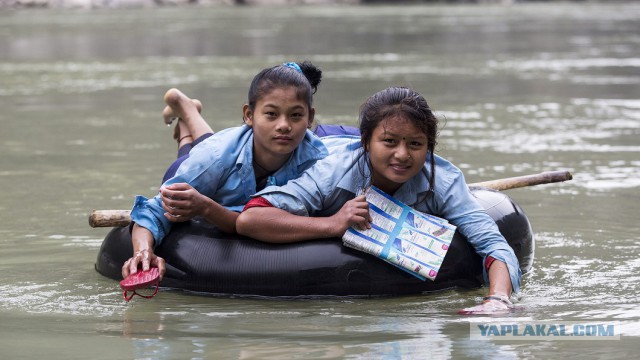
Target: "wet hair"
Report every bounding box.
[358,86,439,193]
[246,61,322,115]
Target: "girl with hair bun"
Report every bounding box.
[123,61,345,281]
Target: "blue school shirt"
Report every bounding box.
[255,138,522,293]
[131,124,330,245]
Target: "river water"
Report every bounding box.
[1,3,639,359]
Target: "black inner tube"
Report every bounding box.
[95,187,534,297]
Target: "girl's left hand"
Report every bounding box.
[160,183,209,222]
[457,296,512,315]
[329,195,372,236]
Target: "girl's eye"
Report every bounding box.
[383,138,397,145]
[410,141,424,147]
[265,111,277,118]
[290,113,304,120]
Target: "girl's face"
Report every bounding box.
[366,117,429,195]
[244,86,314,163]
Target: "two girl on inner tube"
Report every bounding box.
[121,61,521,314]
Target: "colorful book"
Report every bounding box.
[342,186,456,281]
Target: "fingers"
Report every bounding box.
[164,211,190,222]
[160,195,194,222]
[161,196,191,212]
[162,182,193,192]
[121,250,166,281]
[122,257,138,278]
[351,208,372,230]
[159,184,202,222]
[335,196,372,232]
[121,249,151,278]
[348,196,372,230]
[151,256,166,281]
[121,260,131,279]
[458,299,511,315]
[160,192,193,221]
[161,199,188,222]
[160,184,193,206]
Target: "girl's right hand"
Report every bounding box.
[121,249,166,281]
[160,183,210,222]
[330,195,372,236]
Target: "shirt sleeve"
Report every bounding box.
[130,141,225,246]
[435,168,523,293]
[255,157,336,217]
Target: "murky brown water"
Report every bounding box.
[1,3,639,358]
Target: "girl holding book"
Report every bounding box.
[237,86,521,313]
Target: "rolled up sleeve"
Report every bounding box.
[130,142,225,246]
[130,194,171,245]
[258,171,324,217]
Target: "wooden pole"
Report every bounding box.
[468,170,572,191]
[88,170,572,228]
[88,209,132,228]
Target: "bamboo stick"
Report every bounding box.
[468,170,572,191]
[88,170,572,228]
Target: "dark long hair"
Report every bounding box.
[358,86,439,194]
[246,61,322,116]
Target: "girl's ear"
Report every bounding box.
[363,137,371,153]
[242,104,253,127]
[307,107,315,129]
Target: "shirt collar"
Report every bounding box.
[238,128,329,173]
[392,168,431,207]
[336,148,368,195]
[236,125,254,169]
[290,129,329,167]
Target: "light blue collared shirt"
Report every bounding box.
[255,138,522,293]
[131,125,330,245]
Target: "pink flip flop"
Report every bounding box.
[119,267,160,302]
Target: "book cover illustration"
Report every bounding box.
[342,186,456,280]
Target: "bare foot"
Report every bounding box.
[162,98,203,126]
[163,88,213,141]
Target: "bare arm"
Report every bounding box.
[458,259,514,315]
[487,259,512,298]
[237,207,339,242]
[237,195,372,243]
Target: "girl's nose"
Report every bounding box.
[276,118,291,132]
[395,145,411,161]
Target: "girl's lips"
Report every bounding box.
[389,163,412,173]
[390,163,410,169]
[273,136,293,144]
